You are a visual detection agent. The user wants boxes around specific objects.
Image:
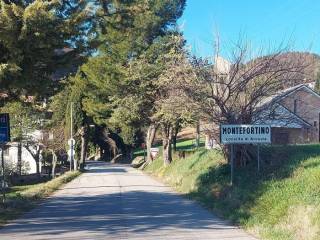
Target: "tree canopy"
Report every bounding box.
[0,0,93,96]
[76,0,186,148]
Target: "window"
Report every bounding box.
[314,121,317,127]
[294,99,298,114]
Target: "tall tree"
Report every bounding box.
[50,77,90,170]
[0,0,93,96]
[153,34,196,165]
[78,0,186,159]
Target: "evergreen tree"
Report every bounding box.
[153,34,196,165]
[50,77,90,170]
[77,0,186,157]
[0,0,94,96]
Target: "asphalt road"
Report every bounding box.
[0,162,257,240]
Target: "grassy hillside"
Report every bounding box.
[144,143,320,240]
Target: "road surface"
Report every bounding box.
[0,162,257,239]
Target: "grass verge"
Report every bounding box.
[0,171,81,226]
[144,144,320,240]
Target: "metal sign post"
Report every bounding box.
[257,145,261,173]
[230,144,234,185]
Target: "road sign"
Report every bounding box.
[0,113,10,143]
[68,138,75,146]
[220,124,271,186]
[220,124,271,144]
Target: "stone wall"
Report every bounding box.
[280,88,320,143]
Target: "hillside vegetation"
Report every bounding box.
[144,143,320,240]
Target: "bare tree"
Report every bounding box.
[41,123,66,178]
[187,40,308,164]
[24,141,43,178]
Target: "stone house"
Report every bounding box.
[204,84,320,148]
[258,84,320,144]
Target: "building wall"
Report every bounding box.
[280,88,320,142]
[271,127,311,145]
[3,143,41,175]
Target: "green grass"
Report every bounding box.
[144,143,320,240]
[175,138,205,151]
[133,137,205,159]
[0,171,81,226]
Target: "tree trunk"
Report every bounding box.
[100,147,103,160]
[80,126,88,170]
[17,142,22,175]
[146,123,157,163]
[172,126,179,151]
[126,145,133,162]
[51,150,57,178]
[35,148,42,178]
[24,145,41,178]
[195,121,200,148]
[35,156,40,178]
[162,123,173,166]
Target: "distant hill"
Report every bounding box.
[253,52,320,88]
[279,52,320,85]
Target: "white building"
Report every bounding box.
[3,129,45,175]
[3,142,42,175]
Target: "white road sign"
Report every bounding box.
[220,124,271,144]
[68,138,75,146]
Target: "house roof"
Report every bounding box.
[256,83,319,128]
[254,103,312,129]
[258,84,320,109]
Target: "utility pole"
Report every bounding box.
[230,144,234,186]
[257,145,261,173]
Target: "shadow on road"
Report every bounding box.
[0,190,235,237]
[87,168,127,173]
[62,185,169,190]
[0,162,256,240]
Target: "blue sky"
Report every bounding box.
[179,0,320,58]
